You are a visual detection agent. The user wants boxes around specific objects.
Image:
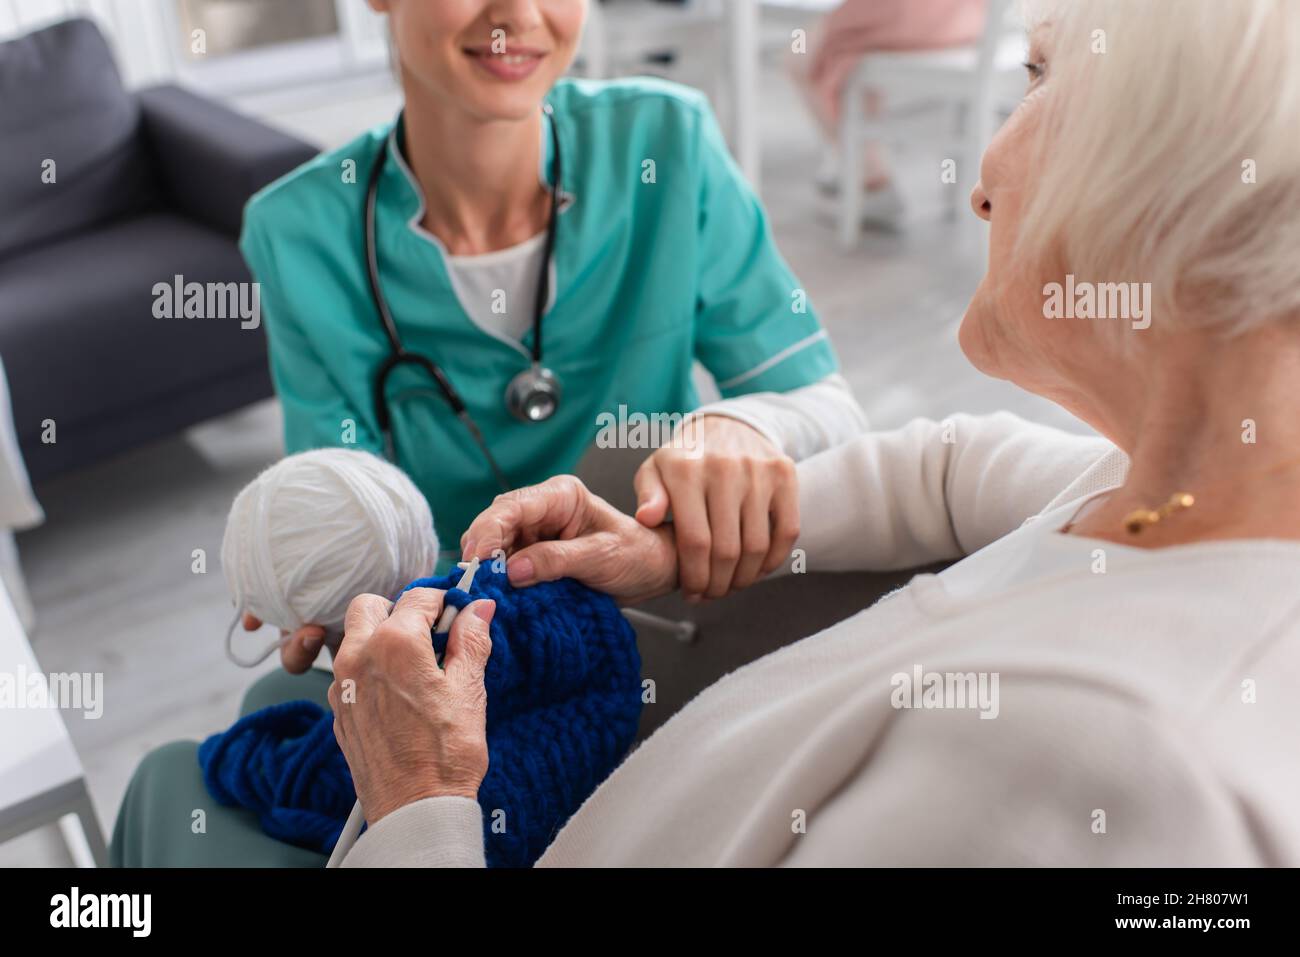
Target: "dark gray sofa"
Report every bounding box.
[0,17,318,481]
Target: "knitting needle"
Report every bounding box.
[326,558,482,869]
[621,606,698,644]
[434,556,481,633]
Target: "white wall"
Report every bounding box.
[0,0,388,93]
[1,0,176,86]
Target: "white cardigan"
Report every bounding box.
[343,413,1300,867]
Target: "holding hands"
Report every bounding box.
[633,415,799,602]
[462,417,798,603]
[461,475,679,604]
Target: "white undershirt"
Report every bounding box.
[443,238,869,461]
[444,230,551,346]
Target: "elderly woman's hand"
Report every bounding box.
[328,588,494,823]
[460,475,679,605]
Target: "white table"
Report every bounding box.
[0,583,107,866]
[0,352,44,632]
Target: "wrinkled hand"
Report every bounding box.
[634,415,798,602]
[329,588,494,824]
[240,613,329,674]
[460,475,678,605]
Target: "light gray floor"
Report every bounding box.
[2,58,1087,866]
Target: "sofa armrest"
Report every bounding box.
[138,84,318,237]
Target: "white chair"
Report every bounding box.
[836,0,1025,248]
[578,0,727,84]
[577,1,739,153]
[758,0,841,29]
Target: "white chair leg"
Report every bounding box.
[838,79,862,249]
[948,101,971,221]
[728,0,760,190]
[580,1,609,78]
[61,785,109,868]
[711,28,734,145]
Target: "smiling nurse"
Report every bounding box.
[237,0,865,669]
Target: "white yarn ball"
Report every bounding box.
[221,449,440,635]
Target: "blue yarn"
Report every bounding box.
[199,567,643,868]
[197,701,355,851]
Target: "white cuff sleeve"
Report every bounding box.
[693,374,868,462]
[340,796,486,868]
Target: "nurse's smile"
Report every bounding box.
[464,44,547,82]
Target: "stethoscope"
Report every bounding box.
[364,104,565,492]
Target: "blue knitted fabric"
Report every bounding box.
[198,567,643,867]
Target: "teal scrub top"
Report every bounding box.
[240,77,838,562]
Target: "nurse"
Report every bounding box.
[239,0,865,669]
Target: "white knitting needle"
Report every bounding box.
[434,557,481,634]
[325,558,482,869]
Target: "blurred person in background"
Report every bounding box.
[788,0,988,227]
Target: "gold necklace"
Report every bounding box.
[1120,452,1300,536]
[1123,493,1195,535]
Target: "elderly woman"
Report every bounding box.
[323,0,1300,867]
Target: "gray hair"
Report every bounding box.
[1017,0,1300,335]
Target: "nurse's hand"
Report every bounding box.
[634,415,798,602]
[460,476,678,605]
[240,613,328,674]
